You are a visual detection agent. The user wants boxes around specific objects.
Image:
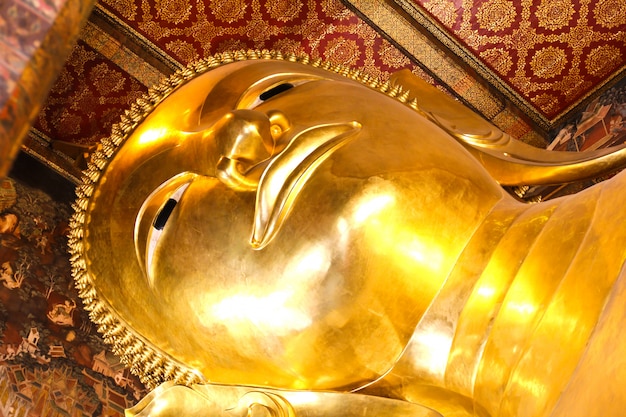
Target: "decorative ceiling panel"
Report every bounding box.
[347,0,626,130]
[28,0,447,180]
[95,0,418,74]
[34,40,148,146]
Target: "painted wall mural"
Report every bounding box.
[515,77,626,201]
[0,161,145,416]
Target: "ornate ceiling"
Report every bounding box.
[2,0,625,183]
[345,0,626,131]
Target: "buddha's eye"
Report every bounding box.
[146,182,191,270]
[259,83,294,101]
[153,182,189,230]
[247,79,313,109]
[153,199,177,230]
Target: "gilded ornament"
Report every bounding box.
[530,92,559,115]
[585,45,622,78]
[71,51,626,417]
[209,0,247,23]
[535,0,575,31]
[475,0,517,32]
[529,46,567,79]
[321,0,352,20]
[323,36,361,66]
[265,0,303,22]
[154,0,191,24]
[166,39,199,63]
[480,47,513,75]
[593,0,626,29]
[378,42,411,68]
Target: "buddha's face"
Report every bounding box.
[84,59,506,390]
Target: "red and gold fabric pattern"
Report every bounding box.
[33,0,439,148]
[403,0,626,120]
[34,41,147,145]
[98,0,417,77]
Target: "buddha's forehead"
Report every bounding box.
[195,60,366,125]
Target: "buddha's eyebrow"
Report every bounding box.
[259,83,294,101]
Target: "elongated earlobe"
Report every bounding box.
[391,69,626,186]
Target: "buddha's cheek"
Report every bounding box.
[145,175,413,388]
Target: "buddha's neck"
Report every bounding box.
[363,173,626,417]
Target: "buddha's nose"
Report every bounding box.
[213,109,291,192]
[213,109,274,192]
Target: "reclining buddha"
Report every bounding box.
[69,50,626,417]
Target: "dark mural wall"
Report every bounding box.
[0,155,145,417]
[517,77,626,201]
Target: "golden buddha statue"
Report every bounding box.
[68,50,626,417]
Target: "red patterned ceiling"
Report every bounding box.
[393,0,626,122]
[32,0,440,157]
[97,0,415,72]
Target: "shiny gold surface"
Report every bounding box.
[69,51,626,416]
[126,381,442,417]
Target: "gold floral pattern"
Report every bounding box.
[531,93,559,115]
[321,0,352,20]
[323,36,361,66]
[557,75,592,100]
[272,37,307,55]
[189,20,219,45]
[377,42,411,68]
[530,46,567,79]
[535,0,575,31]
[585,45,622,77]
[209,0,247,24]
[423,0,459,28]
[155,0,192,24]
[265,0,303,22]
[480,47,513,75]
[476,0,517,32]
[165,39,199,62]
[593,0,625,29]
[90,63,126,95]
[383,0,626,120]
[34,41,147,145]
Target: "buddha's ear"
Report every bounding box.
[390,69,626,186]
